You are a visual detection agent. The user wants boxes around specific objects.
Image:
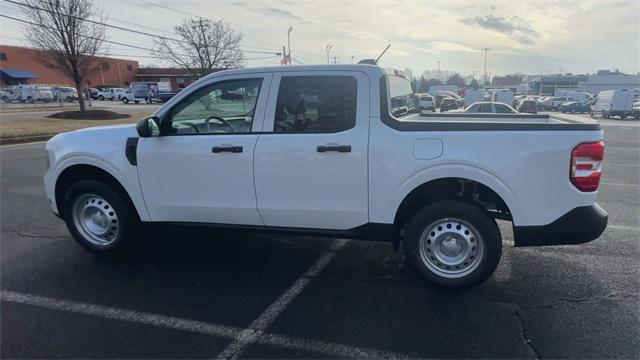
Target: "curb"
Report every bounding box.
[0,106,105,114]
[0,135,54,145]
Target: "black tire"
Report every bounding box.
[122,97,129,104]
[98,95,104,100]
[404,200,502,290]
[62,180,138,254]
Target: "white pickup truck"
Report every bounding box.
[44,65,608,289]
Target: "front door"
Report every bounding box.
[253,72,370,230]
[138,74,271,225]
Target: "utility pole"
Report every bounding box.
[326,44,332,64]
[287,26,293,66]
[482,48,490,86]
[437,61,441,82]
[282,45,287,66]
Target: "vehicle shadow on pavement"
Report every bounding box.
[3,225,638,358]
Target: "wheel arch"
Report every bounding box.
[54,164,143,221]
[394,176,515,230]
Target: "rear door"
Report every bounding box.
[254,71,369,230]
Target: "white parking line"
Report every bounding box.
[216,239,347,360]
[605,163,640,167]
[608,224,640,231]
[601,182,639,187]
[1,287,403,358]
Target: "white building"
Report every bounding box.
[578,73,640,94]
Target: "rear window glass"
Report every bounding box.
[388,75,417,116]
[274,76,357,133]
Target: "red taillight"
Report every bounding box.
[570,141,604,192]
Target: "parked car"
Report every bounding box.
[464,101,518,113]
[53,86,78,102]
[550,97,579,110]
[15,84,54,103]
[559,101,591,114]
[591,89,634,119]
[516,100,537,114]
[153,88,182,103]
[439,97,459,112]
[435,91,464,107]
[121,83,151,104]
[87,88,99,100]
[632,101,640,119]
[44,64,607,290]
[0,88,18,102]
[554,90,591,102]
[98,87,126,101]
[418,93,435,112]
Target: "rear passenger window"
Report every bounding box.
[479,104,493,112]
[495,104,513,113]
[274,76,357,133]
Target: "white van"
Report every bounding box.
[490,89,514,106]
[464,89,485,106]
[591,89,634,119]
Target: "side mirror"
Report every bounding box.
[136,116,160,138]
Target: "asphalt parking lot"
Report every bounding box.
[1,115,638,359]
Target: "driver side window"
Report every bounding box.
[167,78,262,135]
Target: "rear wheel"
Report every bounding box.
[404,200,502,289]
[122,97,129,104]
[98,95,104,100]
[62,180,137,253]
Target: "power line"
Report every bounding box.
[3,0,280,55]
[127,0,292,53]
[3,0,189,44]
[0,13,187,56]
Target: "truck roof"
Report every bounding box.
[200,64,388,82]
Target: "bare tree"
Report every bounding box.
[155,18,244,77]
[22,0,105,111]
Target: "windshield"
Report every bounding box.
[388,75,418,116]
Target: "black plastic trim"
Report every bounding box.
[379,76,602,131]
[513,204,608,247]
[162,221,400,242]
[125,137,139,166]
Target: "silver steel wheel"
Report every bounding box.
[418,218,483,279]
[71,194,120,246]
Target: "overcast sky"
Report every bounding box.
[1,0,639,77]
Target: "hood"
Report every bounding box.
[73,123,136,134]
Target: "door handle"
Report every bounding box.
[317,145,351,153]
[212,145,243,153]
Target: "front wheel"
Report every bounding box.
[62,180,137,253]
[404,200,502,290]
[122,97,129,104]
[98,95,104,100]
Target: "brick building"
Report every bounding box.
[0,45,139,87]
[134,67,199,90]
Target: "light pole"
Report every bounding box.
[482,48,490,86]
[326,44,332,64]
[287,26,293,65]
[437,61,441,81]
